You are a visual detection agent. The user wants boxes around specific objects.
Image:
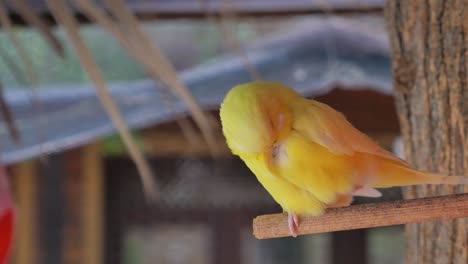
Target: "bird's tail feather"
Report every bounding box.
[423,173,468,184]
[371,159,468,188]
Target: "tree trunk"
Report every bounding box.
[385,1,468,264]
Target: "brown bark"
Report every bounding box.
[385,1,468,263]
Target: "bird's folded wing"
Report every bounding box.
[291,99,407,165]
[269,131,356,204]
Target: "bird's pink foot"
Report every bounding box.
[288,212,299,237]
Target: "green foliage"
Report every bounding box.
[103,132,144,156]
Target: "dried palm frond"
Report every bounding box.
[73,0,200,148]
[74,0,219,155]
[196,0,262,81]
[102,0,220,156]
[0,2,38,86]
[6,0,64,57]
[0,82,19,143]
[0,46,28,86]
[75,0,198,143]
[1,1,55,164]
[218,0,262,81]
[46,0,158,200]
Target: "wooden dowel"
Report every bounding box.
[253,193,468,239]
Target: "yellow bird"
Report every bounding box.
[219,82,467,237]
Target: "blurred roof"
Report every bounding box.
[0,17,392,164]
[7,0,384,23]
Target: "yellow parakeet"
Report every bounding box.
[219,82,467,237]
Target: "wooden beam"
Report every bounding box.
[5,0,384,25]
[253,193,468,239]
[141,123,232,158]
[9,160,38,264]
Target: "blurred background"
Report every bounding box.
[0,1,406,264]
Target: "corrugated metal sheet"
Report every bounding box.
[0,17,392,164]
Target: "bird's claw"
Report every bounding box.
[288,212,299,237]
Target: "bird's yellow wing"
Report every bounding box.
[268,130,357,205]
[291,98,406,164]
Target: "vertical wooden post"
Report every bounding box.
[63,142,104,264]
[10,161,38,264]
[386,1,468,263]
[82,143,104,264]
[63,148,82,264]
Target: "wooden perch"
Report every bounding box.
[253,193,468,239]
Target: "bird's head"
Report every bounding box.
[220,82,298,155]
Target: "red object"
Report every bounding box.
[0,210,13,264]
[0,167,14,264]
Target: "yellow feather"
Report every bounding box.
[270,131,356,205]
[240,152,325,215]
